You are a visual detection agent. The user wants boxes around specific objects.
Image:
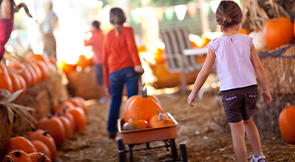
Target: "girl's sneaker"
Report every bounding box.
[249,153,266,162]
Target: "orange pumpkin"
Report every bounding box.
[17,74,27,95]
[30,140,52,160]
[149,110,170,128]
[28,152,51,162]
[36,114,66,145]
[154,48,165,63]
[76,54,93,68]
[53,100,74,113]
[74,96,88,114]
[4,136,37,154]
[67,97,88,114]
[9,62,33,87]
[3,150,32,162]
[61,61,76,74]
[25,63,38,85]
[66,107,87,132]
[26,53,50,67]
[124,88,163,123]
[122,118,148,131]
[201,36,212,47]
[8,72,21,92]
[28,61,42,82]
[263,17,294,50]
[59,108,76,133]
[237,28,251,35]
[149,113,174,128]
[25,129,57,161]
[56,112,73,138]
[0,62,13,93]
[279,105,295,144]
[35,60,49,81]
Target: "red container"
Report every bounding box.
[118,113,178,145]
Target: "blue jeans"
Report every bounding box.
[107,67,139,134]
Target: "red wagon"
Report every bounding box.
[117,113,188,162]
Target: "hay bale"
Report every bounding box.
[144,62,199,89]
[252,94,295,134]
[258,46,295,95]
[66,66,102,100]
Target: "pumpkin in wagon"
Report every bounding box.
[122,118,148,131]
[150,112,174,128]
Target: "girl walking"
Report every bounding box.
[187,1,272,162]
[103,7,144,139]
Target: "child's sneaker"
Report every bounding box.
[249,153,266,162]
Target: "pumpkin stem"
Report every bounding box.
[5,155,14,162]
[42,130,49,136]
[56,112,61,117]
[128,118,133,122]
[13,150,22,157]
[58,98,63,105]
[158,113,163,121]
[47,114,53,119]
[62,107,67,114]
[142,88,148,98]
[156,109,160,115]
[138,83,145,95]
[38,153,46,162]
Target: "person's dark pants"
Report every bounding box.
[107,67,139,134]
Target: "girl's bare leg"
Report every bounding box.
[244,117,262,156]
[229,120,248,162]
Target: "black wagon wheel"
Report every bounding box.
[118,138,126,162]
[180,143,188,162]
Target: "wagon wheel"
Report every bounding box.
[180,143,188,162]
[118,138,126,162]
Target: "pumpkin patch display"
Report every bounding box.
[28,152,51,162]
[149,112,175,128]
[4,136,37,154]
[279,105,295,144]
[122,118,148,131]
[3,150,32,162]
[36,114,66,145]
[29,140,52,161]
[263,17,294,50]
[124,88,163,123]
[25,129,57,161]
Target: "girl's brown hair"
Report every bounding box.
[109,7,126,36]
[215,1,242,32]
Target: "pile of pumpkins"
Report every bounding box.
[122,87,175,131]
[0,53,56,95]
[58,54,93,75]
[2,96,88,162]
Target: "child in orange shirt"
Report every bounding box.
[103,7,144,139]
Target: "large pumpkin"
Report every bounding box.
[36,114,66,145]
[279,105,295,144]
[4,136,37,154]
[0,62,13,93]
[263,17,294,50]
[25,129,57,161]
[124,88,163,123]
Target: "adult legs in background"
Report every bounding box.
[94,64,108,103]
[244,117,263,156]
[107,69,124,135]
[229,120,248,162]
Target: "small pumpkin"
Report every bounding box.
[28,61,42,82]
[67,97,88,114]
[263,17,294,50]
[4,136,37,154]
[53,100,74,113]
[66,107,87,132]
[149,110,170,128]
[76,54,93,68]
[3,150,32,162]
[26,53,50,67]
[25,129,57,161]
[28,152,51,162]
[279,105,295,144]
[57,108,75,133]
[9,62,33,87]
[29,140,52,161]
[36,114,66,145]
[56,112,73,138]
[25,62,38,85]
[249,24,267,51]
[122,118,148,131]
[150,113,174,128]
[0,62,13,93]
[60,61,76,74]
[35,60,49,80]
[17,74,27,94]
[8,72,21,92]
[237,28,251,35]
[124,88,163,123]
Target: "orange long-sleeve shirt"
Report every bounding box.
[84,29,105,64]
[103,26,141,88]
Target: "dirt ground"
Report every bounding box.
[55,92,295,162]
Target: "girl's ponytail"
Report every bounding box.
[114,17,122,36]
[109,8,126,36]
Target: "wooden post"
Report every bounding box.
[199,0,211,33]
